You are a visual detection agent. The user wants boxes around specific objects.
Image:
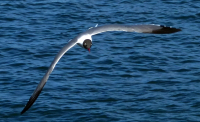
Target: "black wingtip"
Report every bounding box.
[21,107,28,115]
[21,87,43,115]
[152,25,181,34]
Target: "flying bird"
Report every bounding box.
[21,24,181,114]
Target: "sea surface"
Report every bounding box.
[0,0,200,121]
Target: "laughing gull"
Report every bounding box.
[21,24,181,114]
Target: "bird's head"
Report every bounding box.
[77,34,92,52]
[83,39,92,52]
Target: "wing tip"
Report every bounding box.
[21,87,44,115]
[20,100,33,115]
[152,25,181,34]
[21,108,27,115]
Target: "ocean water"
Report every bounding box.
[0,0,200,121]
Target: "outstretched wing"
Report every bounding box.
[21,38,78,114]
[21,24,181,114]
[85,24,181,36]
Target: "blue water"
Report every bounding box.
[1,0,200,121]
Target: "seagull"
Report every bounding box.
[21,24,181,114]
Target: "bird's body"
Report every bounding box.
[21,24,181,114]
